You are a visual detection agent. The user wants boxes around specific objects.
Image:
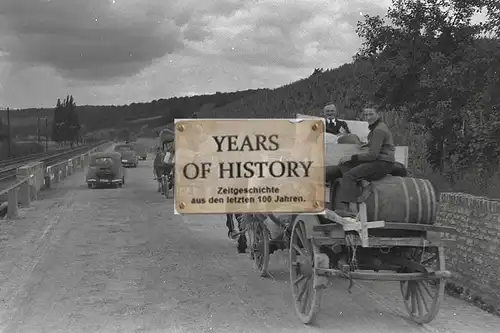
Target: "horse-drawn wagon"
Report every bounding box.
[173,117,458,326]
[240,140,457,325]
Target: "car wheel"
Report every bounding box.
[122,177,125,185]
[88,183,92,189]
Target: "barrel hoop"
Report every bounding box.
[420,179,431,222]
[373,186,379,221]
[424,179,436,221]
[419,178,432,223]
[399,177,411,223]
[430,180,437,220]
[410,177,423,224]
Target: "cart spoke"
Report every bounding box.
[414,283,424,316]
[410,281,417,314]
[416,283,430,313]
[292,244,308,258]
[403,282,411,301]
[293,274,307,286]
[420,280,434,298]
[296,228,307,253]
[300,279,312,313]
[421,255,437,266]
[297,277,310,302]
[298,222,310,252]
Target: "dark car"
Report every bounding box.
[86,152,125,188]
[114,144,138,167]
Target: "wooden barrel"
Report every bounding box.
[332,176,438,224]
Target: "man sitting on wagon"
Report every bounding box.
[337,103,395,207]
[323,103,351,136]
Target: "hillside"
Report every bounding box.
[200,63,376,120]
[10,89,265,138]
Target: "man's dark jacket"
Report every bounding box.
[325,118,350,135]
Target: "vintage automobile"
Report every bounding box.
[114,143,139,167]
[131,142,148,160]
[86,152,125,188]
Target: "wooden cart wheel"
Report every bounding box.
[248,221,270,277]
[289,218,322,324]
[400,246,445,324]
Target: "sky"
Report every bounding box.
[0,0,485,109]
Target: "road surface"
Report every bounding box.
[0,157,498,332]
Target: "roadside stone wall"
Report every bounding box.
[438,192,500,311]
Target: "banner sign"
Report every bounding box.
[174,119,325,214]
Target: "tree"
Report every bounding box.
[51,95,81,147]
[52,98,64,144]
[63,95,81,147]
[355,0,500,175]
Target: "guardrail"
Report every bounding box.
[0,145,106,182]
[0,141,110,219]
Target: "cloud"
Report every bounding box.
[0,0,392,109]
[187,0,389,69]
[0,0,185,81]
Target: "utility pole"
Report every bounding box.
[45,117,48,151]
[37,117,41,144]
[7,107,11,158]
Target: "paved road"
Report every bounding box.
[0,157,498,332]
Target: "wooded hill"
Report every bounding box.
[10,89,265,138]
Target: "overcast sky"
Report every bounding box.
[0,0,475,109]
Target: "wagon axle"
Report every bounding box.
[315,267,452,281]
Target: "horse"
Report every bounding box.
[226,214,247,253]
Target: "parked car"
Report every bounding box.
[114,144,139,167]
[86,152,125,188]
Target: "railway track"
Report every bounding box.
[0,141,107,185]
[0,147,69,169]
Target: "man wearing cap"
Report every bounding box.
[323,104,351,136]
